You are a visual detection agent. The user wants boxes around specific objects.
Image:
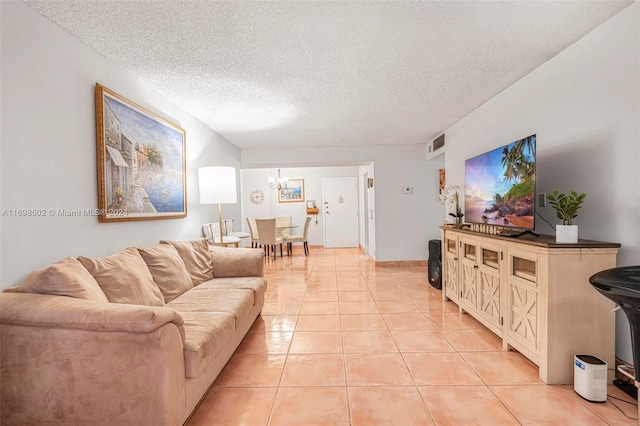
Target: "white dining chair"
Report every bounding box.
[275,215,292,240]
[284,216,312,256]
[246,218,260,248]
[202,222,241,247]
[222,219,251,242]
[255,219,283,259]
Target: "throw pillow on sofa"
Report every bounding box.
[78,247,165,306]
[160,239,213,285]
[12,257,108,302]
[137,244,193,303]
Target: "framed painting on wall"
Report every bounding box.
[278,179,305,203]
[95,84,187,222]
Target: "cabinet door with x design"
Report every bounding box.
[506,247,539,361]
[459,238,504,336]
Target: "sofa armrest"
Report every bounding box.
[0,293,185,341]
[0,293,187,425]
[209,246,264,278]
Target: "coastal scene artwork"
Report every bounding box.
[279,179,305,202]
[465,134,536,229]
[95,84,186,222]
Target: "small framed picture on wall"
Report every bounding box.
[278,179,305,202]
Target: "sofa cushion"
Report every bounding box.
[209,246,264,278]
[78,248,165,306]
[193,277,266,307]
[137,244,193,303]
[167,288,254,327]
[180,311,235,378]
[12,257,108,302]
[160,239,213,285]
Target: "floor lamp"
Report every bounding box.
[198,166,237,245]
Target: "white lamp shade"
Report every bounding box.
[198,166,237,204]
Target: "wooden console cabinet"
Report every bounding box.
[441,228,620,384]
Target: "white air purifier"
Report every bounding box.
[574,354,607,402]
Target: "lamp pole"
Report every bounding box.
[217,203,224,245]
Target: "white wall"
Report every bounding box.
[242,144,426,168]
[0,2,241,288]
[374,159,445,261]
[241,166,359,246]
[443,3,639,362]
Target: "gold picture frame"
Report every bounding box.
[278,179,305,203]
[95,84,187,222]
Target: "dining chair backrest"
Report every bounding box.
[275,216,292,239]
[207,223,226,245]
[275,216,292,227]
[207,222,224,237]
[246,218,255,240]
[255,219,278,245]
[222,219,234,235]
[247,217,259,239]
[202,223,212,242]
[302,216,312,240]
[203,222,222,242]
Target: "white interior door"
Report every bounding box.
[323,177,358,248]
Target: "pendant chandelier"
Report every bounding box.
[268,168,288,190]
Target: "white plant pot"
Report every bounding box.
[556,225,578,243]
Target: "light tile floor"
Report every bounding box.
[188,248,637,425]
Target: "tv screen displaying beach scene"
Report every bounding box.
[464,134,536,230]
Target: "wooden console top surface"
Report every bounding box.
[441,227,621,249]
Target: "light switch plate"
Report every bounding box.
[538,193,547,207]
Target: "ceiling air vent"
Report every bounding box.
[433,134,445,151]
[426,133,446,160]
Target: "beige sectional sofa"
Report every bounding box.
[0,239,266,425]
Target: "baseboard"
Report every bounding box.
[285,244,323,251]
[374,260,428,267]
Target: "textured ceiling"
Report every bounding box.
[25,1,632,150]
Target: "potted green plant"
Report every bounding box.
[546,190,586,243]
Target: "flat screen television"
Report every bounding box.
[464,134,536,230]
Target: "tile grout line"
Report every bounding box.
[338,259,355,426]
[245,249,590,425]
